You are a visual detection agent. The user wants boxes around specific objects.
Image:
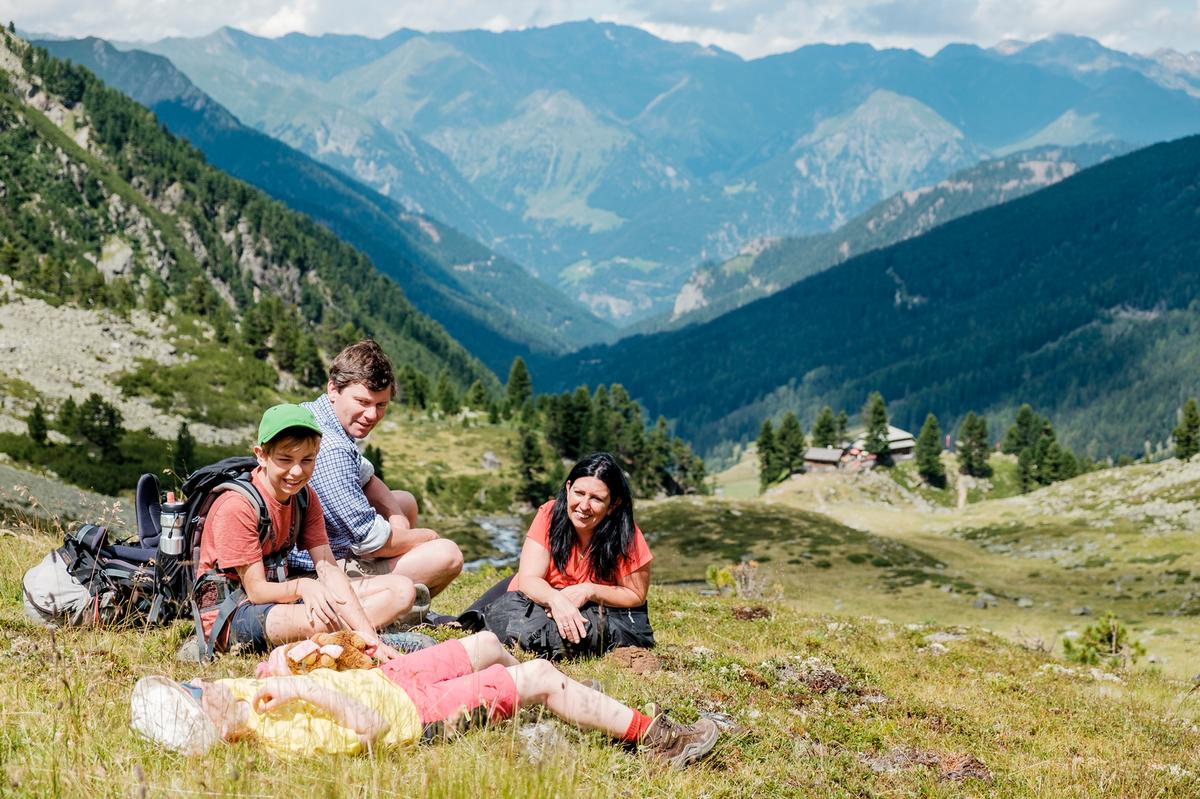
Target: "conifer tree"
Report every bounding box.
[957,411,991,477]
[173,422,195,478]
[436,373,459,416]
[863,392,892,466]
[757,419,780,491]
[1173,398,1200,460]
[811,406,837,448]
[835,410,849,446]
[465,380,488,410]
[58,396,77,434]
[777,411,806,476]
[363,444,385,483]
[915,413,945,487]
[517,428,546,505]
[506,357,533,416]
[27,402,47,446]
[1003,404,1041,454]
[1017,446,1036,493]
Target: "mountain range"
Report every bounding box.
[638,140,1132,334]
[536,133,1200,459]
[35,36,611,375]
[119,23,1200,324]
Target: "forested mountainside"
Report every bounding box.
[0,35,496,433]
[640,142,1131,334]
[128,24,1200,324]
[537,134,1200,459]
[37,37,613,372]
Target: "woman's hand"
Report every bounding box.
[297,578,348,627]
[558,582,593,609]
[545,591,589,644]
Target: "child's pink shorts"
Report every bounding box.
[380,639,519,725]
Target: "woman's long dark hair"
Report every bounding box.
[549,452,636,585]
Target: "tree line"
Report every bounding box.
[751,392,1200,495]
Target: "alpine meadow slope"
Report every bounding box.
[537,134,1200,459]
[124,24,1200,324]
[35,36,613,373]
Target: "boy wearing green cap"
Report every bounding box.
[194,404,412,659]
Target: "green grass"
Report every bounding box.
[4,528,1200,797]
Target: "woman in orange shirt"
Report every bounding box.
[460,452,655,658]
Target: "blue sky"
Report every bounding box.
[3,0,1199,57]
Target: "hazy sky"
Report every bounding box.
[5,0,1198,58]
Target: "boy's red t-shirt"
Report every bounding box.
[510,500,652,592]
[196,467,328,638]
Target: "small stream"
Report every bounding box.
[463,515,524,570]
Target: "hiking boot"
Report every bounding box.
[175,635,201,663]
[379,631,437,653]
[640,710,720,768]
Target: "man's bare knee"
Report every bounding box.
[391,489,418,524]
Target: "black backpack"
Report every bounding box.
[22,471,182,627]
[179,456,308,660]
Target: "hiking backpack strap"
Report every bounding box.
[189,479,307,662]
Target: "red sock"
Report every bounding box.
[621,710,654,743]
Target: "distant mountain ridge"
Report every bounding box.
[535,133,1200,460]
[36,37,613,374]
[123,24,1200,324]
[636,141,1131,334]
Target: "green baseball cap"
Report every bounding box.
[257,404,323,445]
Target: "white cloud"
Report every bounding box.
[2,0,1197,57]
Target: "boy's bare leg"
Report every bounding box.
[508,659,634,737]
[265,575,414,642]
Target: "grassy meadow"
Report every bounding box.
[3,419,1200,796]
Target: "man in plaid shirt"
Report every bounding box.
[289,340,463,600]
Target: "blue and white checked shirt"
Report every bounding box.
[288,395,388,571]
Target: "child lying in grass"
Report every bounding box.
[131,631,719,768]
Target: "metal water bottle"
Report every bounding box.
[158,492,186,557]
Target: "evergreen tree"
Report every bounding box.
[757,419,780,491]
[1017,446,1037,493]
[777,411,806,476]
[506,357,533,415]
[915,413,945,487]
[58,396,77,434]
[294,334,325,388]
[835,410,849,446]
[958,412,992,478]
[811,406,837,448]
[487,401,500,425]
[363,444,385,483]
[173,422,196,478]
[74,393,124,455]
[1003,404,1041,454]
[436,373,459,416]
[465,380,488,410]
[27,402,47,446]
[517,428,546,505]
[862,392,892,466]
[1173,398,1200,460]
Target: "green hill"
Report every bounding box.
[0,35,495,440]
[540,134,1200,458]
[34,37,614,373]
